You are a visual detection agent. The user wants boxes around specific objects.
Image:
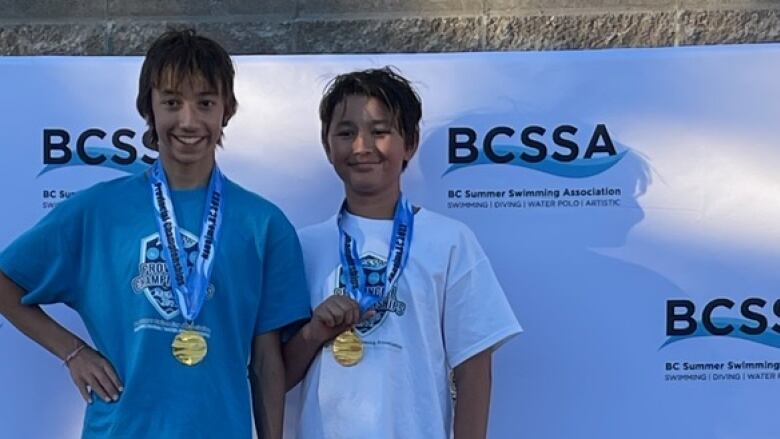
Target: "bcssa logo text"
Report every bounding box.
[444,124,625,177]
[41,128,156,176]
[663,297,780,350]
[667,298,780,336]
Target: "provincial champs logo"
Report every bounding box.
[131,231,214,320]
[335,253,406,336]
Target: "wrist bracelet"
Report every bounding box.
[63,344,87,366]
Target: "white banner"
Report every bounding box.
[1,47,779,438]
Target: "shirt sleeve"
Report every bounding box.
[0,197,83,307]
[443,225,522,368]
[254,209,312,337]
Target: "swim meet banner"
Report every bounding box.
[1,46,779,438]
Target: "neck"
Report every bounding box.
[161,158,214,190]
[345,185,400,220]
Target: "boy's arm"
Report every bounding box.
[0,271,122,403]
[283,295,369,390]
[282,322,326,391]
[249,331,285,439]
[453,349,493,439]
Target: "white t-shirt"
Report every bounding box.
[285,208,522,439]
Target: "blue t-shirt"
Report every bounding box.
[0,171,311,438]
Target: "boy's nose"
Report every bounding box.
[177,103,197,128]
[353,132,374,152]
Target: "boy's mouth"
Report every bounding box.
[172,135,206,146]
[349,161,382,170]
[349,154,383,166]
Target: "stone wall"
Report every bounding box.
[0,0,778,55]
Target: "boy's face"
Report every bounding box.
[151,73,225,172]
[325,95,416,198]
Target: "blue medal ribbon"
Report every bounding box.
[149,161,223,322]
[337,194,414,314]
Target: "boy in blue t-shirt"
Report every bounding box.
[0,30,309,438]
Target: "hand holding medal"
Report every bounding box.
[310,295,375,366]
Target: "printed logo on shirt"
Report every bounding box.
[334,253,406,337]
[131,231,215,320]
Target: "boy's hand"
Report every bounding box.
[305,296,375,345]
[67,346,123,404]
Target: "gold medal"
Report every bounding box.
[172,330,207,366]
[332,330,363,367]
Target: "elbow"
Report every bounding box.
[284,373,299,393]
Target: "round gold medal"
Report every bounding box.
[332,330,363,367]
[172,330,208,366]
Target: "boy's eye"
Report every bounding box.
[373,129,391,136]
[162,99,179,107]
[335,130,354,138]
[200,100,216,108]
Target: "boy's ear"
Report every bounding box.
[403,133,420,162]
[322,140,333,163]
[143,117,159,151]
[222,108,235,127]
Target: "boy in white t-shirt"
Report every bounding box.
[283,68,521,439]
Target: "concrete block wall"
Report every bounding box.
[0,0,778,55]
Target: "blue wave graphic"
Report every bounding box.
[442,146,626,177]
[37,147,151,176]
[660,317,780,350]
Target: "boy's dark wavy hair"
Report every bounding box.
[319,67,422,169]
[136,29,238,149]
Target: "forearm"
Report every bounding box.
[250,333,285,439]
[453,350,493,439]
[0,271,83,361]
[282,322,325,390]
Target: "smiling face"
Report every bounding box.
[151,74,225,177]
[325,95,417,200]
